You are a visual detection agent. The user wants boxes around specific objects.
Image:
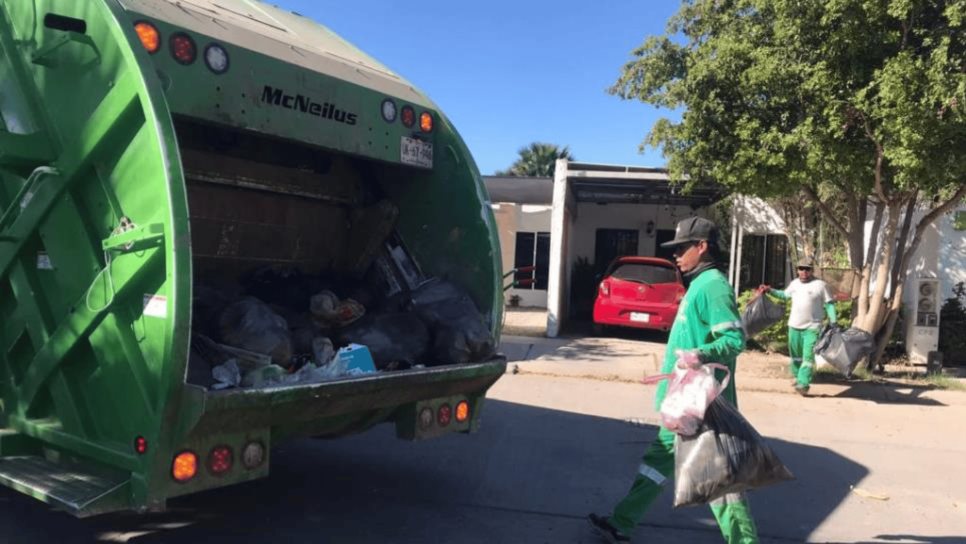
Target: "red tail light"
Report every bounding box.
[134,436,148,455]
[438,404,452,426]
[600,280,610,297]
[207,445,233,475]
[401,106,416,128]
[170,32,197,65]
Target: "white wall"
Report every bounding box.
[939,208,966,304]
[734,196,787,234]
[897,207,966,309]
[490,203,552,308]
[570,202,699,266]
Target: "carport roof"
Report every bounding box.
[565,162,727,207]
[483,176,553,205]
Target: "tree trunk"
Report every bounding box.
[889,193,917,296]
[856,202,884,326]
[846,197,866,320]
[860,201,900,333]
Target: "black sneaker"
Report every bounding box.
[588,513,631,543]
[795,384,810,396]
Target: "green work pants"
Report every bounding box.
[610,426,760,543]
[788,326,820,388]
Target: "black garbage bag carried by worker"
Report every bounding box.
[741,294,785,338]
[813,324,875,378]
[673,397,794,508]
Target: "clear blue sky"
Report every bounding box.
[269,0,681,175]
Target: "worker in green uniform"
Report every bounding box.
[757,260,837,395]
[589,216,759,544]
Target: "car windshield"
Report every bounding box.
[610,262,678,284]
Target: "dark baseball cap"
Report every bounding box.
[660,216,720,248]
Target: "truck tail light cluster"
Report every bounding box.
[382,100,434,133]
[171,441,265,482]
[133,21,229,74]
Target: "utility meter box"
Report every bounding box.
[906,278,941,365]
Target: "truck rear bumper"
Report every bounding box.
[190,358,507,436]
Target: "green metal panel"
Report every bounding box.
[0,0,191,513]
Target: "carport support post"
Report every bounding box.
[546,159,569,337]
[730,195,745,297]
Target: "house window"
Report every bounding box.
[513,232,550,290]
[740,234,789,290]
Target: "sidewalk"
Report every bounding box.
[499,334,966,403]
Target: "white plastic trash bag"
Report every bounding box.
[643,360,730,437]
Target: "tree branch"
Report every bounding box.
[801,185,849,239]
[915,184,966,229]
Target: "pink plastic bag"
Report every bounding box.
[643,358,730,437]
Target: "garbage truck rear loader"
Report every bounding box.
[0,0,505,516]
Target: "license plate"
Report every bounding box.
[630,312,650,323]
[400,136,433,168]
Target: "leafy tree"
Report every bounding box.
[495,142,575,177]
[613,0,966,368]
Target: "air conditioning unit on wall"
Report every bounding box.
[906,278,940,366]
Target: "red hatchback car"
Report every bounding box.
[592,256,685,332]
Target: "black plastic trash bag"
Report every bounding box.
[813,324,875,377]
[410,279,496,365]
[338,311,430,370]
[741,294,785,338]
[218,297,292,366]
[673,397,794,507]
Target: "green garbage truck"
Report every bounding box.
[0,0,505,516]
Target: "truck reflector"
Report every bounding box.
[242,442,266,470]
[418,407,434,430]
[204,43,230,74]
[170,32,197,65]
[134,22,160,54]
[135,436,148,455]
[381,99,397,123]
[172,451,198,482]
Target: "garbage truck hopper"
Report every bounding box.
[0,0,505,516]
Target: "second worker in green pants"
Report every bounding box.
[588,217,759,544]
[758,260,836,396]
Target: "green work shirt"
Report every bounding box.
[655,267,745,408]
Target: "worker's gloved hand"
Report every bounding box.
[756,284,771,295]
[675,349,705,370]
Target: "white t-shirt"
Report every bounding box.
[784,278,833,329]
